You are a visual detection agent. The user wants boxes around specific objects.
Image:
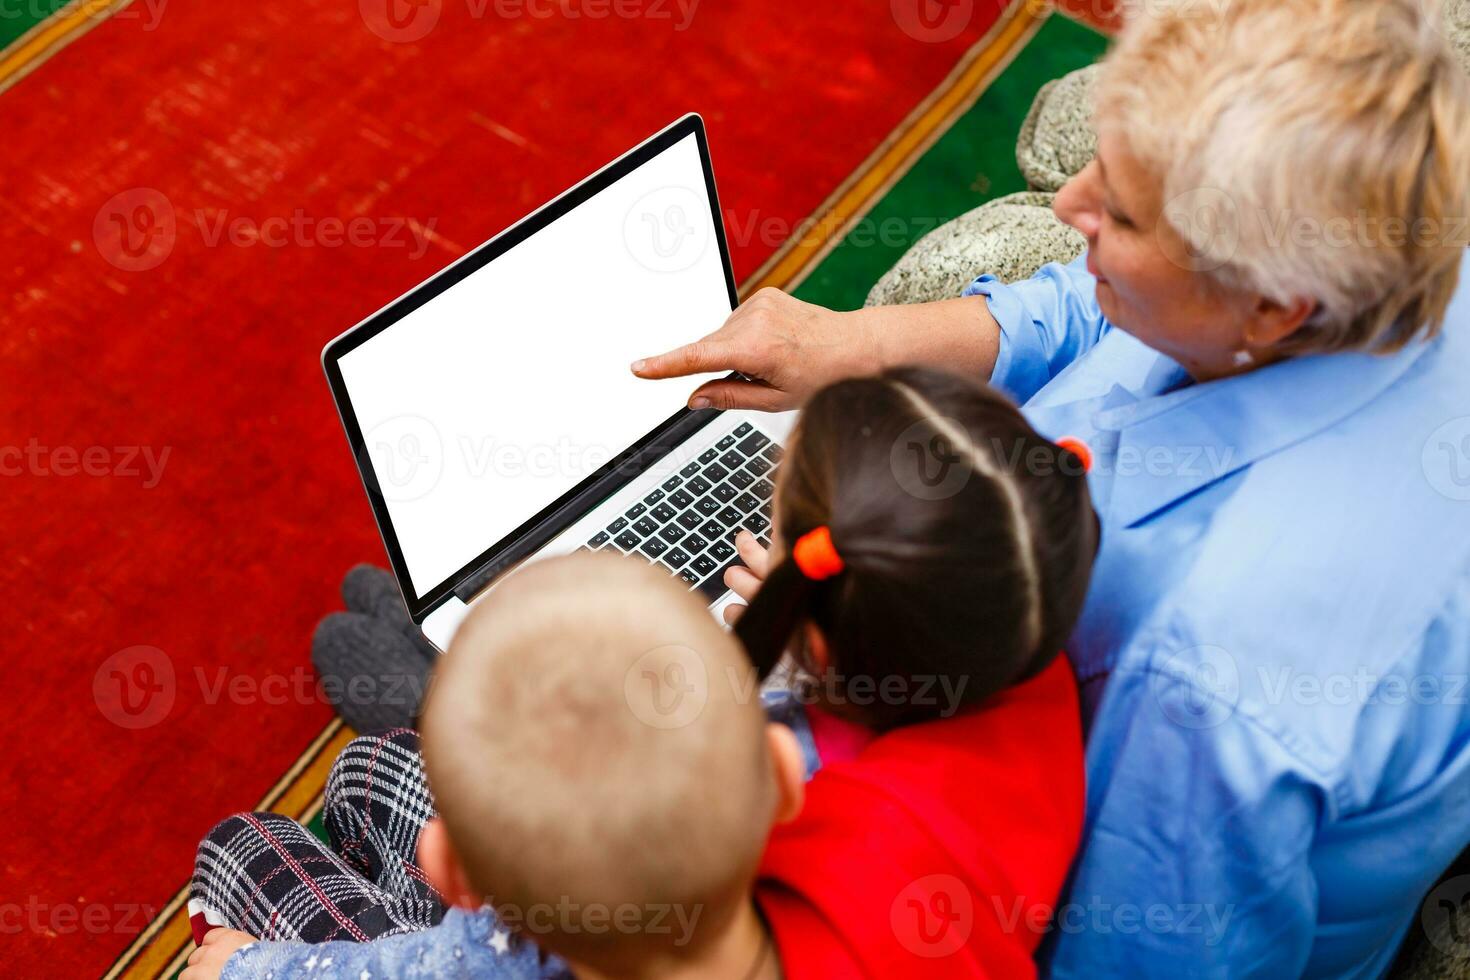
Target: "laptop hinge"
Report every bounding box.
[451,406,722,604]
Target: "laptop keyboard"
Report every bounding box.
[580,421,781,600]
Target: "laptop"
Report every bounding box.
[322,114,794,652]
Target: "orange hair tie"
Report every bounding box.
[1055,436,1093,474]
[792,526,844,581]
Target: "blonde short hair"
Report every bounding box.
[1095,0,1470,353]
[421,553,773,971]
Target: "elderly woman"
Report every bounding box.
[634,0,1470,974]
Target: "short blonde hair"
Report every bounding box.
[1095,0,1470,353]
[421,553,773,971]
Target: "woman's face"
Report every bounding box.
[1052,130,1290,380]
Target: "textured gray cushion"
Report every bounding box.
[864,192,1085,307]
[1448,0,1470,78]
[1016,64,1100,192]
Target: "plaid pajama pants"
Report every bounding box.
[190,728,446,944]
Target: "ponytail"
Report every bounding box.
[734,526,844,678]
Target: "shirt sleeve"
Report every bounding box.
[1042,664,1323,979]
[962,252,1109,404]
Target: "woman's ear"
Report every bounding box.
[765,723,807,824]
[1246,294,1317,350]
[416,817,485,910]
[802,620,831,677]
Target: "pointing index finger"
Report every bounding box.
[630,338,733,380]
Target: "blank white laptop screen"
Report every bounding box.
[338,132,728,598]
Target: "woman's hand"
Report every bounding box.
[631,288,880,412]
[631,288,1002,412]
[182,929,258,980]
[721,531,771,625]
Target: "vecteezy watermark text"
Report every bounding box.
[1,440,170,488]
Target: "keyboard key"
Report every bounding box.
[733,421,753,437]
[641,537,669,559]
[704,462,728,482]
[696,558,742,600]
[712,483,737,503]
[658,524,686,544]
[606,516,629,534]
[686,475,712,495]
[633,516,658,537]
[751,479,774,500]
[677,511,704,531]
[744,513,770,535]
[734,492,761,513]
[662,475,683,493]
[625,502,647,520]
[700,519,725,540]
[728,469,754,490]
[717,505,742,526]
[692,553,719,576]
[588,530,611,548]
[736,431,771,456]
[664,547,690,569]
[757,535,772,550]
[682,533,709,554]
[651,502,677,522]
[644,488,665,506]
[746,456,771,477]
[716,434,737,451]
[719,450,745,470]
[762,444,784,464]
[615,530,641,551]
[678,568,701,586]
[694,496,722,516]
[680,461,701,478]
[669,489,694,510]
[698,448,719,464]
[709,539,735,562]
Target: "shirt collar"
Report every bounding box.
[1091,336,1434,528]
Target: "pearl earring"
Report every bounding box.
[1233,349,1254,368]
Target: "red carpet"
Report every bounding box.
[0,0,1020,974]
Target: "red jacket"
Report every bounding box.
[756,657,1085,979]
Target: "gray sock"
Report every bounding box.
[311,612,432,732]
[341,564,440,658]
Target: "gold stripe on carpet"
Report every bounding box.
[738,0,1048,298]
[0,0,135,96]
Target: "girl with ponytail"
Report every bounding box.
[746,365,1101,975]
[731,364,1100,731]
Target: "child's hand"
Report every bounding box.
[722,530,770,625]
[182,928,258,980]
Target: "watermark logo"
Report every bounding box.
[624,186,710,274]
[890,417,971,500]
[623,644,708,729]
[93,645,176,729]
[891,0,974,42]
[1424,416,1470,502]
[362,415,444,503]
[360,0,443,41]
[0,897,158,936]
[1151,645,1239,730]
[1422,875,1470,956]
[891,874,975,957]
[1159,186,1239,273]
[94,188,177,272]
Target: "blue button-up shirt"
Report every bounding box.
[965,252,1470,979]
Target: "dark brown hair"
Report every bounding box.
[735,366,1100,731]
